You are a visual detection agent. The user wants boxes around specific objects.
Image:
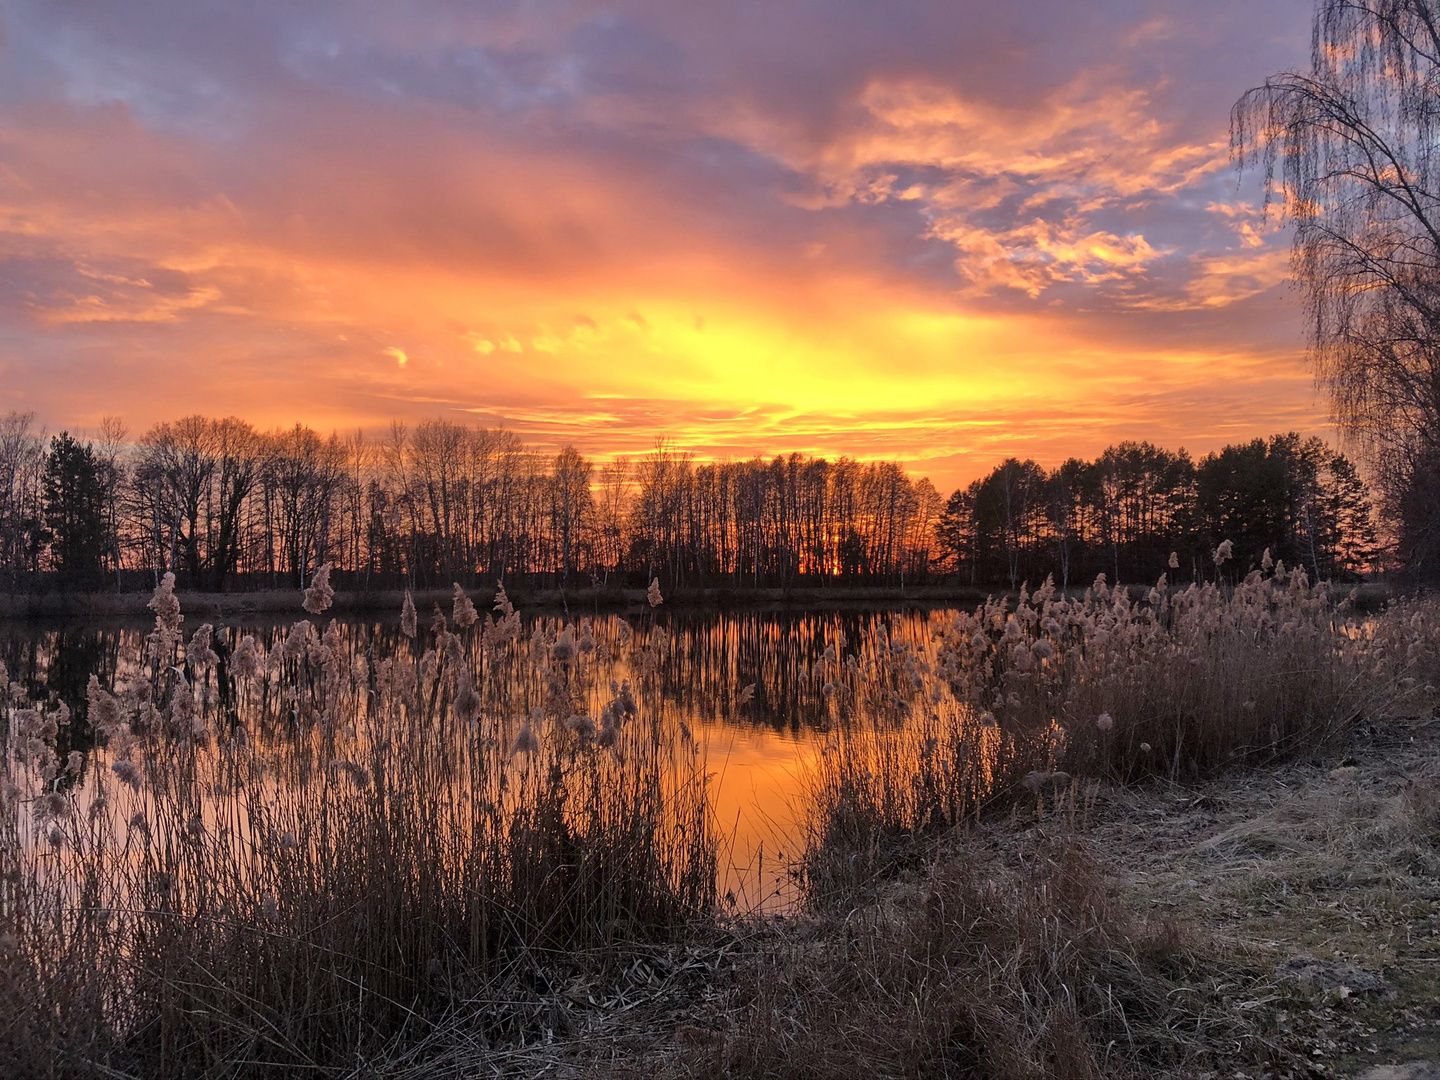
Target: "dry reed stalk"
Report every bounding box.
[0,579,715,1078]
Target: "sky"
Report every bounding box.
[0,0,1323,491]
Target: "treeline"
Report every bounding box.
[0,414,940,593]
[0,413,1379,595]
[936,435,1378,587]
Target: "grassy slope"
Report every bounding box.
[423,715,1440,1079]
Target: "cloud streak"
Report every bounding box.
[0,0,1322,491]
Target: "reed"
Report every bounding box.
[0,576,714,1078]
[802,565,1440,898]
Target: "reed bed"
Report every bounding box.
[0,576,713,1079]
[803,565,1440,897]
[3,561,1439,1077]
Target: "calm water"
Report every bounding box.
[1,606,958,909]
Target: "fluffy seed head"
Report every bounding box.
[303,563,335,615]
[452,584,478,628]
[510,723,539,757]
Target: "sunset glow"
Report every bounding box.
[0,0,1319,489]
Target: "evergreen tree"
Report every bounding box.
[43,432,108,589]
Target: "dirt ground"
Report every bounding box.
[1082,714,1440,1079]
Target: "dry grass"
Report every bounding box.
[801,570,1440,874]
[0,577,713,1079]
[2,563,1438,1079]
[693,834,1240,1080]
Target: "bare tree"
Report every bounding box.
[1234,0,1440,575]
[95,416,128,591]
[0,413,44,589]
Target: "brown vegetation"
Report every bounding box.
[1,568,1437,1078]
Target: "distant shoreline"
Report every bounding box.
[0,582,1000,622]
[0,579,1398,622]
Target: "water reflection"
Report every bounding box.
[1,607,957,909]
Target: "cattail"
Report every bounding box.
[551,626,578,663]
[452,583,478,628]
[169,681,198,728]
[647,577,663,607]
[303,563,335,615]
[510,723,539,756]
[401,590,417,638]
[146,572,184,662]
[18,708,57,740]
[444,633,464,671]
[283,620,310,661]
[87,675,124,736]
[617,680,638,718]
[565,714,597,739]
[34,791,70,823]
[187,623,219,671]
[111,760,142,789]
[231,635,262,681]
[452,674,480,723]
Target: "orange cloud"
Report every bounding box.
[0,1,1327,493]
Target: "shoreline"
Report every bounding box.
[0,582,996,621]
[0,580,1395,622]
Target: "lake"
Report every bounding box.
[1,603,960,911]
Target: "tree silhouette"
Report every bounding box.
[1234,0,1440,577]
[43,432,107,589]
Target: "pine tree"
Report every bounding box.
[43,432,108,589]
